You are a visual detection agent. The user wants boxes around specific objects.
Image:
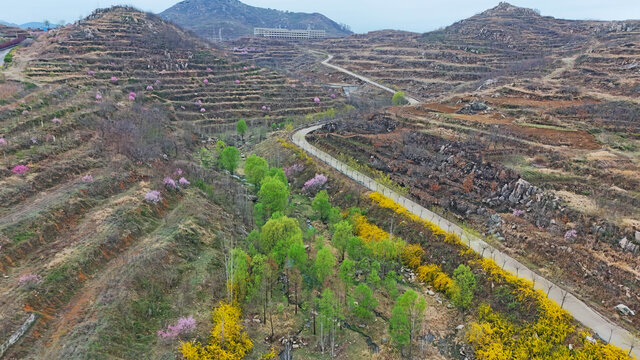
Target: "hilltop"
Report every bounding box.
[160,0,352,41]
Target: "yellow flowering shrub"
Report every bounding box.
[433,272,454,292]
[416,264,453,292]
[367,191,633,359]
[180,302,253,360]
[369,192,466,248]
[277,138,313,164]
[259,347,278,359]
[354,214,390,242]
[574,337,632,359]
[402,244,425,269]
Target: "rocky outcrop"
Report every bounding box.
[322,114,396,135]
[456,101,490,114]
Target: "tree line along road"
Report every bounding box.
[292,123,640,357]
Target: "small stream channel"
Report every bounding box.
[342,321,380,353]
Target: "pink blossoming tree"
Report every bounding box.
[12,165,29,174]
[302,173,327,192]
[164,177,177,189]
[145,190,162,204]
[157,316,195,340]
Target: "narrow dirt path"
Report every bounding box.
[292,125,640,357]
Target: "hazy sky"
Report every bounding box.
[2,0,639,33]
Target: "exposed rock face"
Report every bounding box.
[322,114,396,135]
[456,101,490,114]
[480,2,542,18]
[619,237,639,253]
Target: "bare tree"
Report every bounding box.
[222,237,235,302]
[546,283,555,298]
[560,289,569,308]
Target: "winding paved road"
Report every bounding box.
[294,55,640,355]
[313,51,420,105]
[0,47,14,67]
[293,125,639,356]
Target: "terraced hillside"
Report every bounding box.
[0,6,343,359]
[309,3,639,102]
[288,1,640,344]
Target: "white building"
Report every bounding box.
[254,28,326,40]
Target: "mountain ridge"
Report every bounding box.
[159,0,352,40]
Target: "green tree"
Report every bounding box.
[312,190,332,222]
[259,215,301,255]
[451,264,476,309]
[216,140,226,153]
[351,283,378,322]
[236,119,248,141]
[288,238,307,268]
[199,147,216,169]
[338,259,355,305]
[318,289,341,356]
[392,91,408,105]
[368,268,381,289]
[390,289,426,359]
[247,253,266,303]
[219,146,240,173]
[315,247,336,285]
[232,248,250,302]
[266,168,288,187]
[253,203,267,227]
[346,236,370,261]
[289,266,303,314]
[331,220,353,261]
[261,256,279,336]
[245,154,269,187]
[384,270,399,299]
[257,176,289,216]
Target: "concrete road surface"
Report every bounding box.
[313,51,420,105]
[293,124,640,357]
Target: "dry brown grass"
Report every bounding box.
[0,82,21,100]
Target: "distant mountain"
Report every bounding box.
[0,20,19,27]
[0,20,61,29]
[159,0,352,40]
